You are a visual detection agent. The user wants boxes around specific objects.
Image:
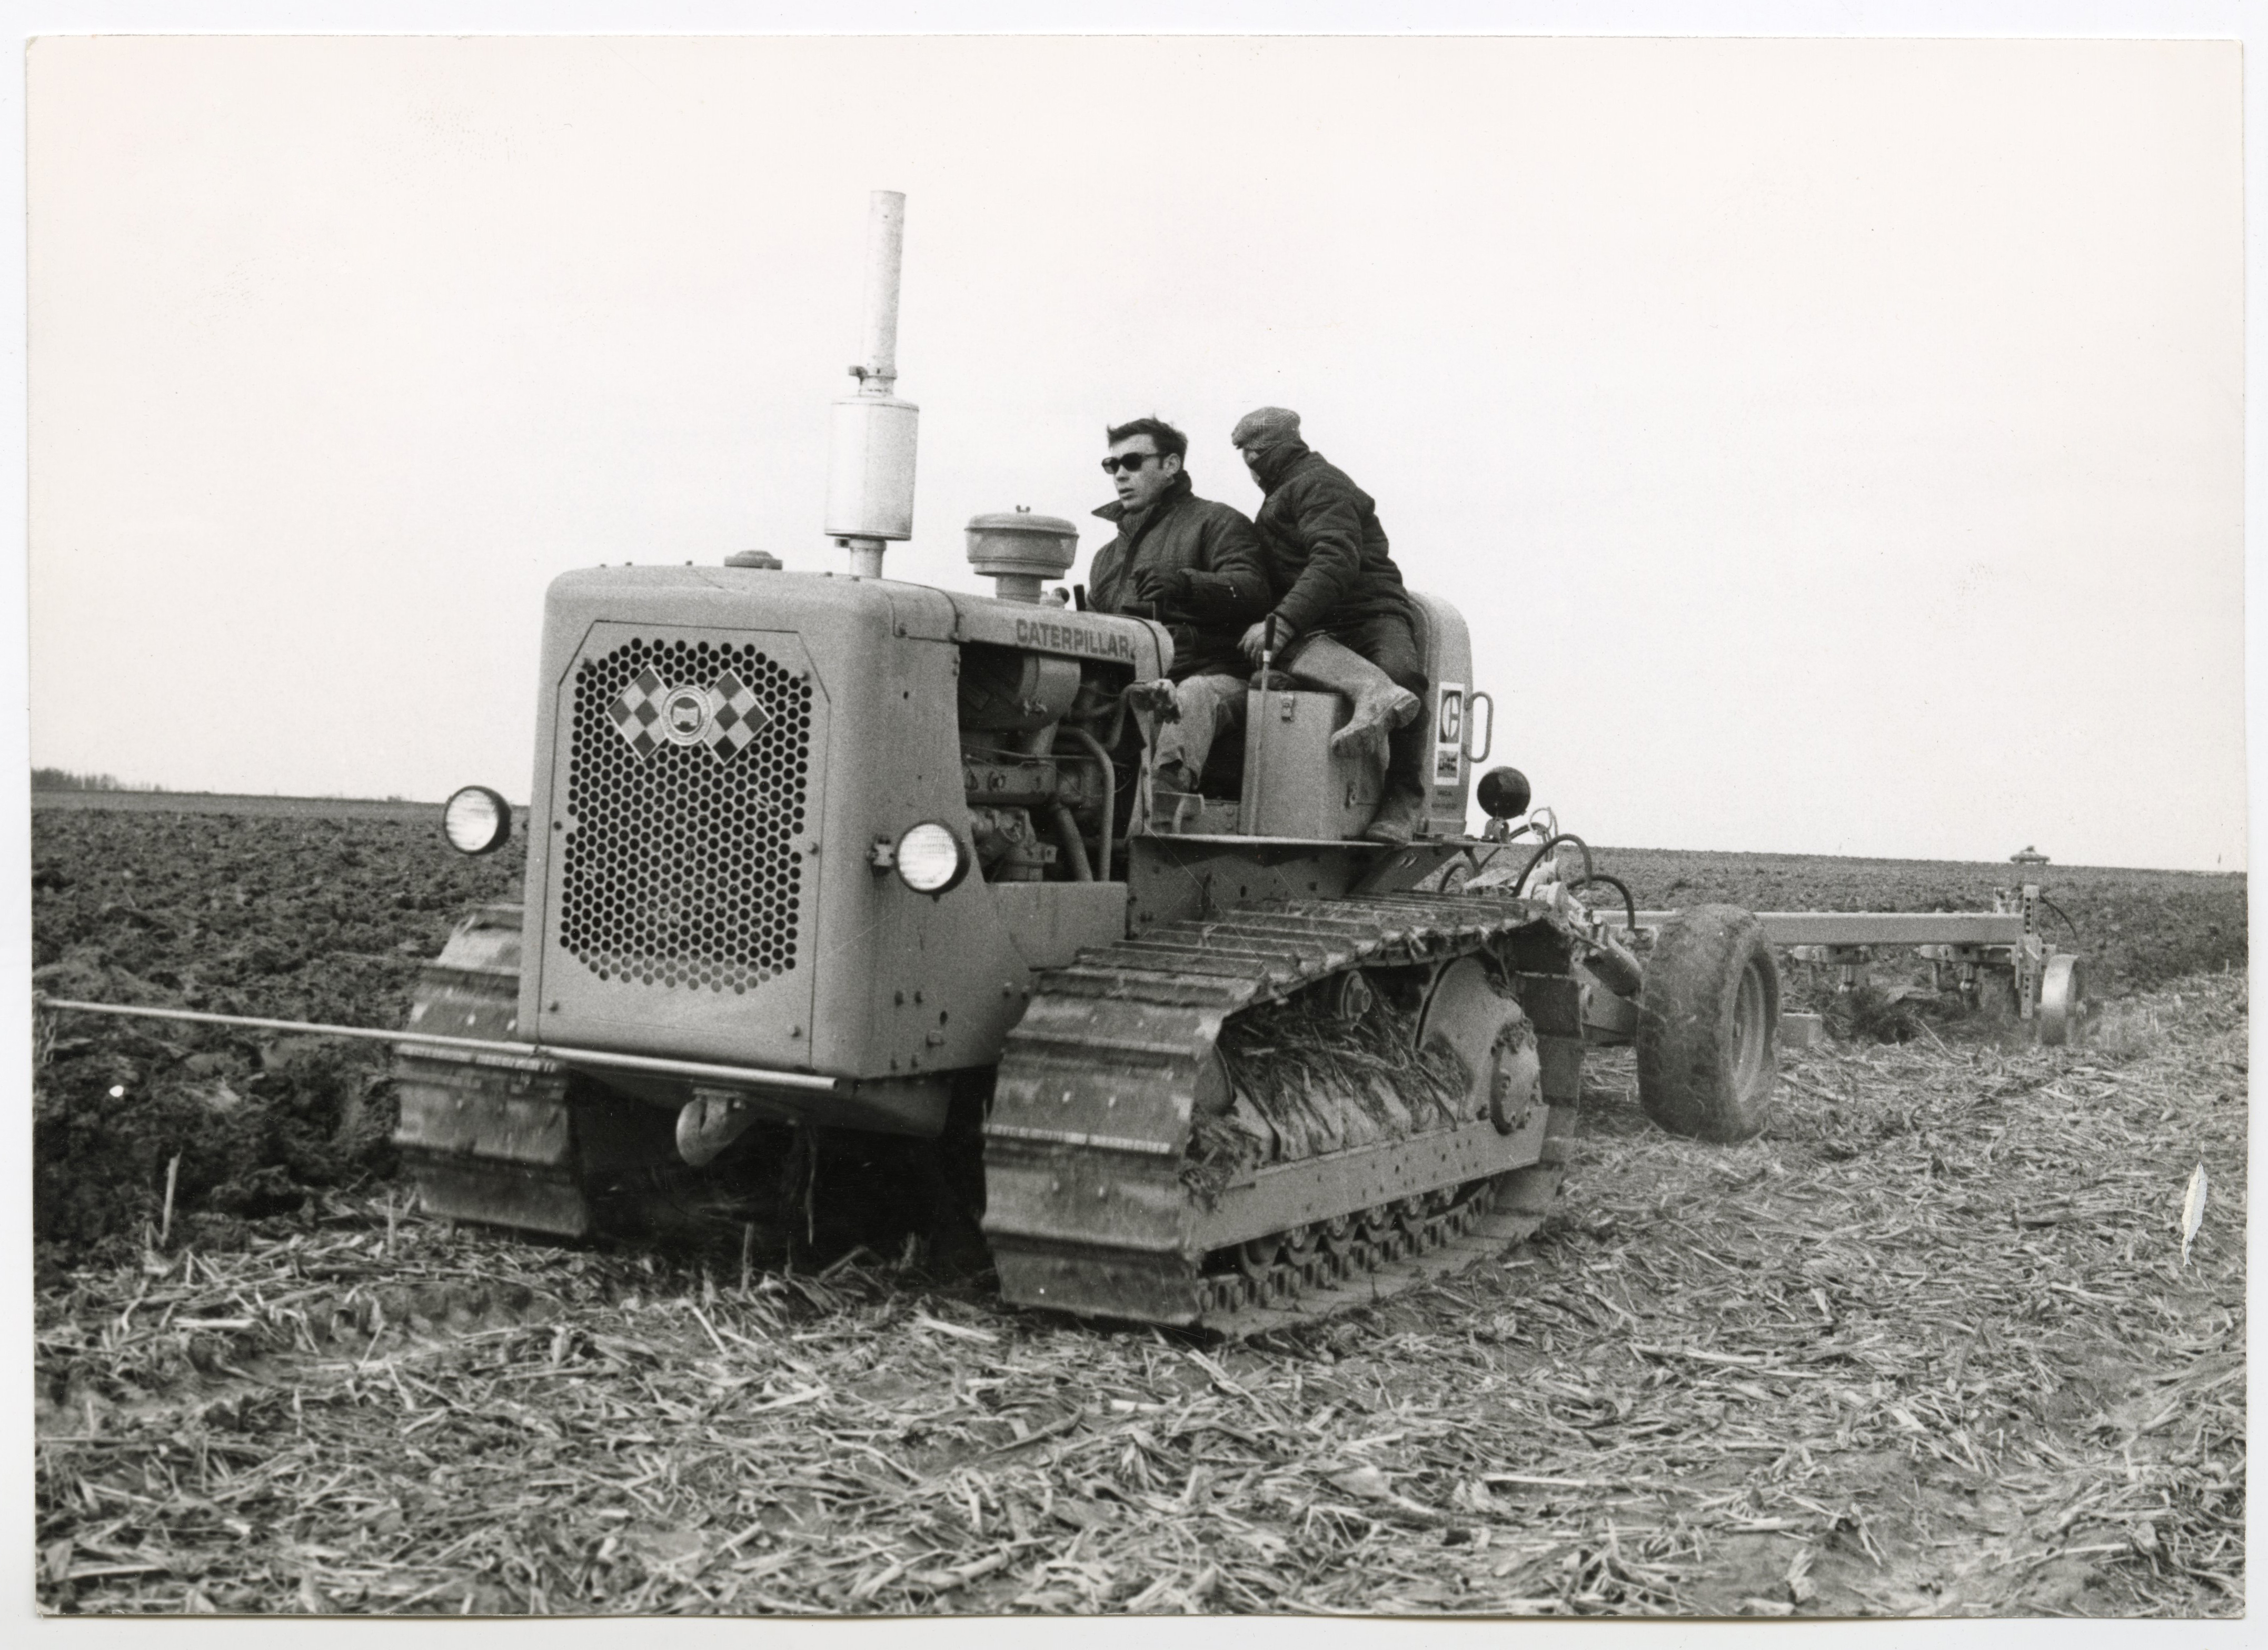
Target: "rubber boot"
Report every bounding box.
[1282,634,1420,768]
[1364,712,1433,844]
[1362,785,1429,846]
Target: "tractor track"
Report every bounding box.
[390,891,1596,1337]
[984,892,1584,1331]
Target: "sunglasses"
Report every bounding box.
[1100,452,1164,475]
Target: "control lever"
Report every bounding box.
[1247,613,1278,835]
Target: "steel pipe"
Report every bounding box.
[1594,911,2028,946]
[1062,724,1118,879]
[1049,802,1094,881]
[827,189,918,569]
[857,188,906,391]
[34,997,843,1093]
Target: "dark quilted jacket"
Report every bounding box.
[1250,444,1411,637]
[1088,472,1271,678]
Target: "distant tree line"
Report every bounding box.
[30,768,165,792]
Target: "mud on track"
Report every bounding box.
[34,956,2245,1615]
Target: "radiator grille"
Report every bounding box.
[560,636,812,993]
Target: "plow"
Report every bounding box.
[36,190,2088,1335]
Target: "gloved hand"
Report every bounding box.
[1240,617,1295,667]
[1129,565,1191,608]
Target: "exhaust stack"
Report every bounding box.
[825,190,919,577]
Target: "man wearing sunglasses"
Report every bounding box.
[1088,418,1271,798]
[1230,405,1429,846]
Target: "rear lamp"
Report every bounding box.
[442,786,514,856]
[1476,767,1531,821]
[894,822,970,895]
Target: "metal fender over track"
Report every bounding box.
[982,892,1586,1333]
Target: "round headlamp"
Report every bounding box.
[894,822,970,895]
[1476,767,1531,821]
[442,785,514,856]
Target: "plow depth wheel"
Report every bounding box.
[1636,903,1780,1144]
[2038,953,2087,1046]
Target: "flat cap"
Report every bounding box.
[1230,406,1302,448]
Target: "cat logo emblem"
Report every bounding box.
[610,668,771,765]
[661,686,713,746]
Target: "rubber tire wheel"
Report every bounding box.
[1637,903,1780,1143]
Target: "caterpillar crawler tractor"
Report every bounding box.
[381,193,1782,1331]
[32,192,1779,1333]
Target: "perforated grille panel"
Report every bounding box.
[559,636,813,993]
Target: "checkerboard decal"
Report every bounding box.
[609,665,771,764]
[704,670,771,762]
[608,666,669,759]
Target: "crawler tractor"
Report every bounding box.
[38,193,1785,1333]
[383,193,1782,1331]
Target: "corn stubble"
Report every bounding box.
[31,808,2247,1616]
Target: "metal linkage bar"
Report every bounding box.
[1594,912,2028,946]
[33,997,843,1094]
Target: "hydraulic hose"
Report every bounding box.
[1573,872,1639,933]
[1510,832,1596,899]
[2037,894,2081,945]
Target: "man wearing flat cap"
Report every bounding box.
[1230,406,1430,846]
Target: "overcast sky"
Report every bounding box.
[25,32,2245,869]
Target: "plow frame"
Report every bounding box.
[1581,883,2084,1045]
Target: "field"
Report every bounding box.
[29,790,455,821]
[29,799,2249,1616]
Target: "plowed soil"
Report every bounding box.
[31,806,518,1266]
[29,799,2248,1616]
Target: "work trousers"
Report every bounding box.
[1154,672,1247,782]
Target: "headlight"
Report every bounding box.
[1476,766,1531,821]
[894,822,970,894]
[442,785,514,856]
